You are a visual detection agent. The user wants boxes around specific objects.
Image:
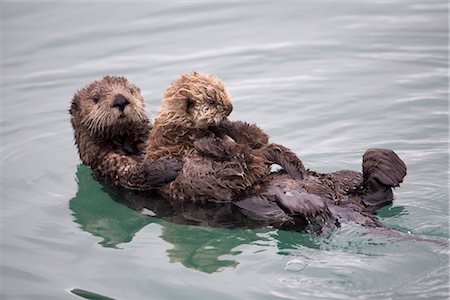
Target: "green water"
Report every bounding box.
[1,1,448,299]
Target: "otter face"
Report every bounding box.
[70,76,147,136]
[163,72,233,129]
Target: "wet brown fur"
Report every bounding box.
[145,72,306,204]
[70,76,180,190]
[69,75,410,237]
[231,148,407,233]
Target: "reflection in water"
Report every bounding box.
[162,224,264,274]
[69,165,155,248]
[69,164,269,273]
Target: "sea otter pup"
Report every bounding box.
[145,72,307,204]
[69,76,181,190]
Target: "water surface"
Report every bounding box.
[1,1,448,299]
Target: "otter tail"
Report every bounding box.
[368,227,448,247]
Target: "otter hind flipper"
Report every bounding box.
[272,187,339,233]
[362,148,407,210]
[363,148,407,188]
[275,189,328,218]
[233,195,292,226]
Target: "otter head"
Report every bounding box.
[161,72,233,129]
[70,76,147,137]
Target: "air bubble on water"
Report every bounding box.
[283,258,306,272]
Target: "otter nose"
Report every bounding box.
[112,94,130,111]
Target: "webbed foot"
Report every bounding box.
[362,148,407,209]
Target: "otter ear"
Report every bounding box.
[184,96,194,113]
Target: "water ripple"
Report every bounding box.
[1,1,448,299]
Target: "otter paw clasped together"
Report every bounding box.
[70,72,407,235]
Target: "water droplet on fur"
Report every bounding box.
[283,258,306,272]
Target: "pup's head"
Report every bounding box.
[161,72,233,128]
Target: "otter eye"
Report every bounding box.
[92,94,101,103]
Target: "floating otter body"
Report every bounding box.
[146,72,306,204]
[232,148,407,233]
[70,75,408,236]
[69,76,181,190]
[169,148,407,234]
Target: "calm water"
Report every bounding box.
[1,1,449,299]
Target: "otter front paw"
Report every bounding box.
[147,155,183,184]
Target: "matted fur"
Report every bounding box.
[146,72,306,204]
